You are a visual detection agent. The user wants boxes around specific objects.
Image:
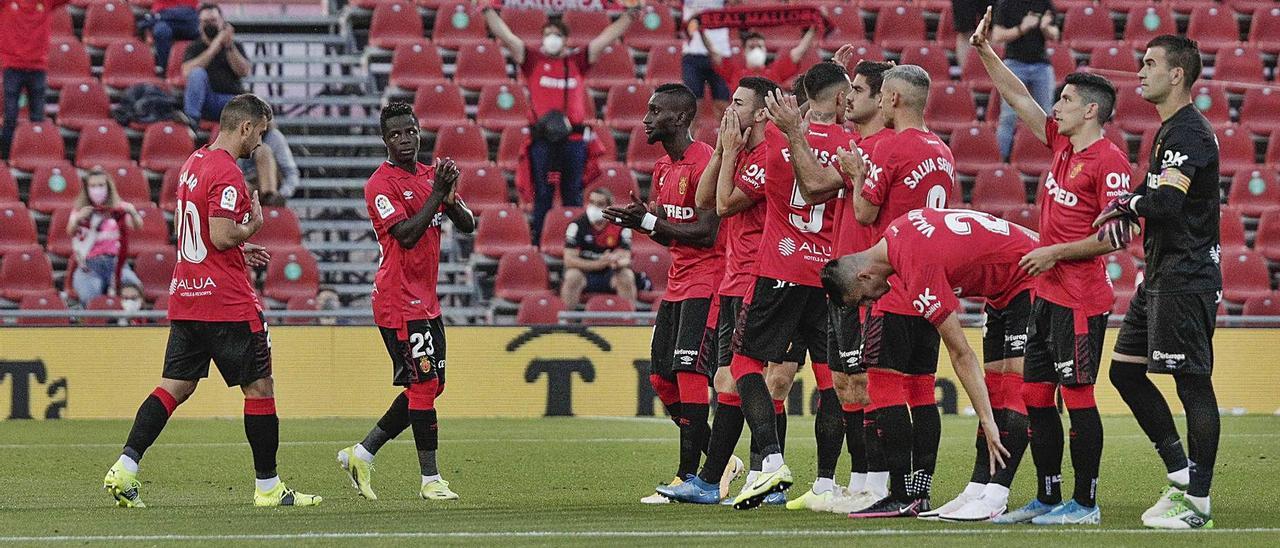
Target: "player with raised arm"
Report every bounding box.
[938,6,1132,525]
[337,102,475,502]
[821,207,1020,514]
[603,83,723,504]
[102,95,320,508]
[1094,35,1222,530]
[834,64,957,518]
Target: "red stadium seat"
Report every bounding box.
[1063,4,1117,51]
[413,81,467,131]
[1221,250,1273,304]
[129,205,171,257]
[263,247,320,304]
[1253,209,1280,262]
[1219,205,1247,254]
[631,247,670,303]
[0,245,54,302]
[0,204,37,257]
[475,84,532,132]
[250,206,303,248]
[82,1,136,49]
[625,126,666,175]
[539,206,582,259]
[1104,129,1130,161]
[431,2,489,51]
[158,168,181,211]
[102,40,165,90]
[139,122,195,173]
[1001,204,1040,231]
[50,5,73,41]
[82,295,122,326]
[389,41,445,92]
[46,39,92,90]
[452,42,511,91]
[583,294,635,325]
[924,83,977,135]
[960,47,995,93]
[563,10,610,48]
[110,165,153,207]
[1124,4,1177,49]
[587,44,637,91]
[604,83,654,133]
[587,122,620,168]
[624,5,676,51]
[1010,129,1053,176]
[1243,292,1280,317]
[516,291,566,325]
[44,208,74,258]
[75,123,133,170]
[1112,289,1134,315]
[505,9,550,44]
[284,295,319,325]
[457,165,510,216]
[1248,6,1280,55]
[0,168,18,208]
[166,40,190,88]
[55,80,112,132]
[1187,5,1243,52]
[586,166,640,200]
[1211,46,1266,91]
[1215,125,1256,177]
[900,45,952,83]
[28,163,81,214]
[133,248,176,302]
[821,5,866,49]
[18,291,69,326]
[368,1,423,51]
[1046,46,1077,81]
[643,45,683,85]
[8,121,65,172]
[1087,43,1139,74]
[432,124,490,169]
[950,126,1003,176]
[474,205,532,258]
[493,247,549,303]
[970,165,1026,215]
[1113,83,1161,135]
[496,125,529,172]
[1105,252,1140,293]
[1240,87,1280,136]
[874,5,926,52]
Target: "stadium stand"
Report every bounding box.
[516,291,566,325]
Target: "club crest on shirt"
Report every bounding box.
[678,175,688,195]
[1069,162,1084,179]
[604,235,617,247]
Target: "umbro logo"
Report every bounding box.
[403,190,415,200]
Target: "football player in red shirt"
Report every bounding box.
[603,84,723,504]
[822,208,1020,517]
[337,102,475,502]
[957,9,1130,525]
[103,95,320,508]
[835,64,959,517]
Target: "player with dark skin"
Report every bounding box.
[380,113,475,243]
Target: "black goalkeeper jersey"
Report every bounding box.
[1139,103,1222,294]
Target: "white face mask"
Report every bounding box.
[121,298,143,312]
[88,186,109,205]
[543,34,565,55]
[745,47,767,69]
[586,205,605,224]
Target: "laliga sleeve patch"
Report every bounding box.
[221,186,238,210]
[375,194,396,219]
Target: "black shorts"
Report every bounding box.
[953,0,996,32]
[162,314,272,387]
[1113,284,1217,376]
[585,269,616,293]
[731,277,829,365]
[1023,297,1108,385]
[827,301,866,375]
[379,318,447,386]
[714,295,808,368]
[982,290,1032,364]
[653,298,713,379]
[862,311,940,375]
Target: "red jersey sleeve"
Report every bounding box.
[367,177,409,232]
[1094,147,1134,202]
[860,140,894,207]
[733,147,766,201]
[908,265,960,327]
[206,164,248,221]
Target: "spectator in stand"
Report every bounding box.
[561,188,636,308]
[143,0,201,70]
[68,169,144,303]
[481,5,637,244]
[953,0,996,68]
[702,28,816,91]
[682,0,732,106]
[315,287,343,326]
[991,0,1060,160]
[0,0,69,160]
[183,3,298,203]
[118,282,148,326]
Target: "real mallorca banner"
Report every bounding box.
[2,326,1279,420]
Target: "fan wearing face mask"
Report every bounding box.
[482,6,638,245]
[561,187,636,308]
[702,28,817,94]
[118,283,149,326]
[67,169,145,304]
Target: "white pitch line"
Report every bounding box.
[2,528,1278,542]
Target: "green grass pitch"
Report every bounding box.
[1,415,1276,546]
